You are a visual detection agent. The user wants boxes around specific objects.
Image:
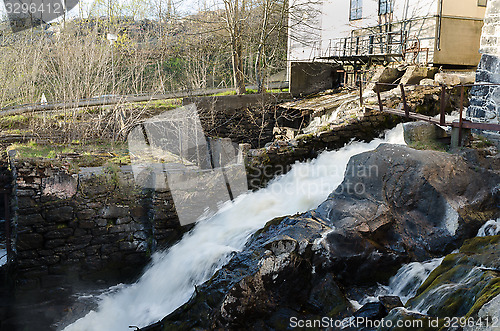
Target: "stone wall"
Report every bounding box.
[10,159,184,291]
[468,0,500,134]
[245,109,400,188]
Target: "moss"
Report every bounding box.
[459,235,500,254]
[409,236,500,318]
[408,140,448,152]
[466,277,500,318]
[7,140,131,167]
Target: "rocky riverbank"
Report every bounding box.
[145,143,500,330]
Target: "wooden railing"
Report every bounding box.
[370,82,500,146]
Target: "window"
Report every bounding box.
[379,0,394,15]
[478,0,487,7]
[350,0,363,20]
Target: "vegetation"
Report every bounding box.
[7,140,131,166]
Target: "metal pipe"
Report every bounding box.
[437,0,443,51]
[458,85,464,147]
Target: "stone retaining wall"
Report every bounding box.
[10,159,184,290]
[468,0,500,134]
[245,109,400,188]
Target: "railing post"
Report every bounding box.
[440,84,446,126]
[458,85,464,147]
[359,78,364,108]
[376,83,384,112]
[3,192,10,264]
[400,84,409,118]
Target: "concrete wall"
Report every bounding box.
[433,17,484,66]
[468,0,500,132]
[289,62,342,96]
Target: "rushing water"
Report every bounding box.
[350,217,500,313]
[63,125,405,331]
[477,219,500,237]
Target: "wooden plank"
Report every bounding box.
[370,105,500,133]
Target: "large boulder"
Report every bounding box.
[315,144,500,273]
[406,235,500,318]
[145,145,499,330]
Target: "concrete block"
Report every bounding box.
[434,73,461,86]
[403,121,447,145]
[400,66,438,85]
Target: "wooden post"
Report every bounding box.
[359,78,364,108]
[458,85,464,147]
[376,83,384,112]
[400,84,409,118]
[440,85,446,126]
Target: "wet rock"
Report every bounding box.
[379,296,403,312]
[403,121,447,145]
[146,144,499,330]
[316,144,500,264]
[406,235,500,318]
[380,307,432,330]
[354,302,387,320]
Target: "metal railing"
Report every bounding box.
[371,82,500,146]
[320,30,407,59]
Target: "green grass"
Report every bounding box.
[408,140,449,152]
[0,114,29,129]
[7,140,131,167]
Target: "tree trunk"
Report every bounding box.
[232,36,246,95]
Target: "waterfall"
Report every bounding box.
[377,258,444,305]
[477,219,500,237]
[63,125,405,331]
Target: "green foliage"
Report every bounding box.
[408,140,449,152]
[7,140,131,167]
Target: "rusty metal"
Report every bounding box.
[376,83,384,112]
[457,121,500,131]
[359,79,364,108]
[370,81,500,133]
[400,84,409,118]
[458,85,464,147]
[440,85,446,126]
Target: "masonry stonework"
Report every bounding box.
[468,0,500,130]
[10,159,184,290]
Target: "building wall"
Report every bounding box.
[288,0,440,62]
[288,0,485,67]
[468,0,500,130]
[433,17,484,66]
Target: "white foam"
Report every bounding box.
[64,125,405,331]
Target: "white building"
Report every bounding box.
[288,0,488,94]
